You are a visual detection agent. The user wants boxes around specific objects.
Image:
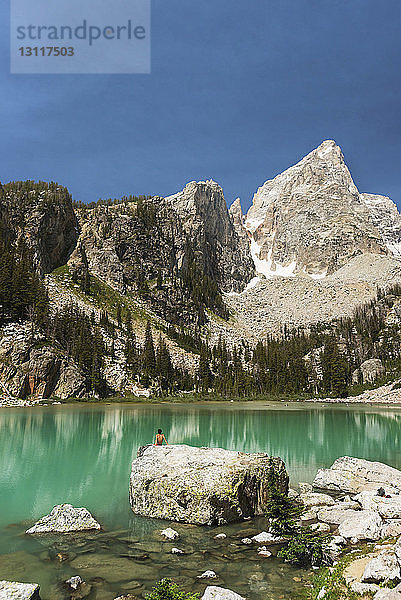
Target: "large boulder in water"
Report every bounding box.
[129,444,288,525]
[313,457,401,495]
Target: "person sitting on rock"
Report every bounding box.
[154,429,168,446]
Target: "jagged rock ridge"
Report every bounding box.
[361,193,401,258]
[71,182,255,325]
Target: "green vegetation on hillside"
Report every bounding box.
[0,238,48,328]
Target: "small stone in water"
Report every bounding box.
[171,547,184,554]
[160,527,179,540]
[251,531,286,544]
[257,546,272,557]
[198,570,218,579]
[56,552,69,562]
[215,533,227,539]
[66,575,82,589]
[241,538,252,545]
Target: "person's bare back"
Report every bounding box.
[154,428,168,446]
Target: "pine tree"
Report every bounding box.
[156,335,173,392]
[142,321,156,380]
[198,345,212,393]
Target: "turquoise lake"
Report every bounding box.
[1,401,401,599]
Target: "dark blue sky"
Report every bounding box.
[1,0,400,210]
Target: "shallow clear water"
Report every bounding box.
[2,401,401,599]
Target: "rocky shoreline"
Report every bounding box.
[2,380,401,408]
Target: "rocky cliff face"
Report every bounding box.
[71,183,255,324]
[71,197,181,294]
[245,140,389,278]
[0,181,79,274]
[165,180,255,292]
[0,323,87,400]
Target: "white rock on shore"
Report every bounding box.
[338,509,382,542]
[317,507,360,525]
[362,551,400,583]
[355,491,401,518]
[299,492,335,507]
[373,584,401,599]
[314,457,401,495]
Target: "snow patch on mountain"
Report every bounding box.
[250,237,297,279]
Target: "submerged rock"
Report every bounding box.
[66,576,82,590]
[314,457,401,495]
[251,531,286,544]
[0,581,40,600]
[129,444,288,525]
[198,571,218,579]
[26,504,101,534]
[257,546,272,557]
[160,528,179,540]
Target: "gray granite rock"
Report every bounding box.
[382,521,401,539]
[201,586,245,600]
[362,551,400,583]
[246,140,387,277]
[26,504,101,534]
[350,582,380,594]
[299,492,335,507]
[129,444,288,525]
[338,509,382,542]
[0,581,40,600]
[314,457,401,495]
[0,182,78,275]
[355,491,401,518]
[298,482,313,494]
[317,507,360,525]
[310,522,331,533]
[373,584,401,600]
